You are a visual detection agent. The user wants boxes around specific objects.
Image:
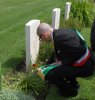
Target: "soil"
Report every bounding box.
[15,58,26,72]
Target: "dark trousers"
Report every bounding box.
[45,49,95,96]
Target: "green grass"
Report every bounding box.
[81,28,91,47]
[1,0,95,100]
[0,89,34,100]
[46,74,95,100]
[0,0,66,74]
[46,75,95,100]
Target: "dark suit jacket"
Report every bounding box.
[53,29,86,66]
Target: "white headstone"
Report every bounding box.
[64,2,71,20]
[25,19,40,72]
[52,8,61,29]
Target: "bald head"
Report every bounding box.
[37,23,53,36]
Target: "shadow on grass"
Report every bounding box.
[1,50,25,74]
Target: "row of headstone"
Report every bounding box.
[25,2,71,72]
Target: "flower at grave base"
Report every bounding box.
[32,64,37,68]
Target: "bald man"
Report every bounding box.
[37,23,95,97]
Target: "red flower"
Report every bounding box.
[32,64,37,67]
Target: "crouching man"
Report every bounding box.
[37,23,95,97]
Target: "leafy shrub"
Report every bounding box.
[60,0,95,30]
[60,16,83,31]
[3,72,49,98]
[17,73,48,96]
[70,0,95,27]
[38,42,54,64]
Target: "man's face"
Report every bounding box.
[39,32,51,42]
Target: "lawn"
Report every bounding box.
[0,0,95,100]
[46,75,95,100]
[0,0,66,74]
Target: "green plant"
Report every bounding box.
[60,16,83,31]
[60,0,95,30]
[70,0,95,27]
[3,72,49,98]
[17,73,48,96]
[38,42,54,64]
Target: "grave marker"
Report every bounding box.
[52,8,61,29]
[25,19,40,72]
[64,2,71,20]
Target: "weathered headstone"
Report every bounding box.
[52,8,61,29]
[25,19,40,72]
[64,2,71,20]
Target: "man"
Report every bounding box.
[37,23,95,97]
[90,17,95,52]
